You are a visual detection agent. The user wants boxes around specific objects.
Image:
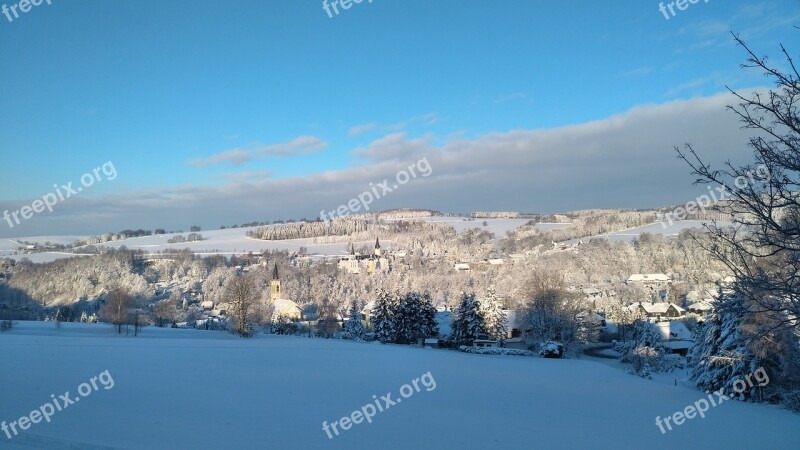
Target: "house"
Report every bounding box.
[651,321,694,356]
[628,301,685,321]
[687,301,713,315]
[627,273,672,289]
[454,263,470,271]
[582,287,603,300]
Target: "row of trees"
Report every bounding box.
[371,290,438,344]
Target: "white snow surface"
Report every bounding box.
[1,321,798,449]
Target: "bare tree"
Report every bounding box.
[151,300,176,327]
[676,33,800,335]
[100,287,133,334]
[522,269,584,350]
[224,274,259,337]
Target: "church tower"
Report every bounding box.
[270,263,281,301]
[374,237,382,257]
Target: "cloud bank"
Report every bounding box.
[0,91,762,237]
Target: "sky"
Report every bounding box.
[0,0,798,237]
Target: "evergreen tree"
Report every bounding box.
[691,294,759,399]
[343,300,366,341]
[451,292,486,346]
[418,293,439,339]
[391,291,439,345]
[371,289,396,343]
[480,288,508,341]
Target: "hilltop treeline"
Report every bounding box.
[248,219,452,241]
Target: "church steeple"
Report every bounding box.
[374,237,382,257]
[270,263,281,301]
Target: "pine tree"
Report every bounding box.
[392,291,439,345]
[343,300,366,341]
[691,293,758,398]
[418,293,439,339]
[451,292,486,346]
[371,289,396,343]
[480,288,508,341]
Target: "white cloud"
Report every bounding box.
[0,91,766,236]
[348,123,376,137]
[189,136,328,167]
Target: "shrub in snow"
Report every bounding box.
[539,341,565,359]
[0,319,12,332]
[617,320,666,377]
[459,345,534,357]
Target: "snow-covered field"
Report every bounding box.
[1,322,798,449]
[412,216,569,237]
[1,218,547,263]
[567,220,730,244]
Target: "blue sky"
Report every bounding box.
[0,0,798,235]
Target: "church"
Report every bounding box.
[337,237,391,274]
[268,263,303,321]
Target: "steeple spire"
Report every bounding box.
[272,263,279,280]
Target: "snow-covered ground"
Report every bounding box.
[1,321,797,449]
[567,220,730,244]
[412,216,569,238]
[1,218,543,263]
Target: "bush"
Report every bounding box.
[539,341,565,359]
[0,320,12,332]
[783,389,800,413]
[459,345,534,357]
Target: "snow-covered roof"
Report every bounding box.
[688,301,713,312]
[627,274,671,283]
[652,321,692,341]
[628,302,684,314]
[272,299,302,316]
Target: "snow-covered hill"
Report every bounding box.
[1,321,797,449]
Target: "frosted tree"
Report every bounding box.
[451,292,485,346]
[617,320,666,377]
[99,286,133,334]
[480,288,508,341]
[371,289,396,343]
[343,300,366,341]
[224,274,259,337]
[418,292,439,339]
[382,291,439,345]
[691,293,764,400]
